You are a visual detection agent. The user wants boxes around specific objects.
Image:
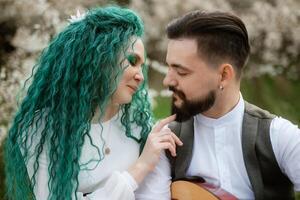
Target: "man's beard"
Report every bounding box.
[170,86,216,122]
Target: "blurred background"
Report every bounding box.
[0,0,299,198]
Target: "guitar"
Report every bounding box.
[171,180,238,200]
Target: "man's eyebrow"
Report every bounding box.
[166,62,191,71]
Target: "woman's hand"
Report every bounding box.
[128,115,183,184]
[138,114,183,170]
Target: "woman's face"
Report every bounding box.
[111,38,145,105]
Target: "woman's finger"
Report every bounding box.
[159,134,176,150]
[170,132,183,146]
[157,129,183,146]
[152,114,176,132]
[158,142,176,157]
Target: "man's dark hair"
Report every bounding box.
[166,11,250,78]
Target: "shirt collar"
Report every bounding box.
[195,93,245,127]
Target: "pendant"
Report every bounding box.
[105,147,111,155]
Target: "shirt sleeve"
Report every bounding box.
[84,171,137,200]
[135,151,172,200]
[270,117,300,191]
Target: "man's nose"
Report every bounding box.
[163,72,176,87]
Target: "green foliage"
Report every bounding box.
[296,192,300,199]
[241,75,300,124]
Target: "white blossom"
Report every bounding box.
[68,9,86,23]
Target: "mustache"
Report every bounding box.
[169,86,186,99]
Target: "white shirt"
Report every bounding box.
[136,95,300,199]
[25,113,140,200]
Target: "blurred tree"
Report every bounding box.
[1,0,300,137]
[0,0,299,199]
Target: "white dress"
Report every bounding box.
[24,113,141,200]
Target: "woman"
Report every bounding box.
[4,6,181,200]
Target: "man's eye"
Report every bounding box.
[177,71,188,76]
[127,54,137,66]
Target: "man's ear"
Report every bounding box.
[218,63,235,86]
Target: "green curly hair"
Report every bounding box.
[4,6,152,200]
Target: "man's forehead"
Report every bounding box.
[167,38,198,50]
[166,38,199,67]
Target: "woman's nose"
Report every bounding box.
[134,70,144,83]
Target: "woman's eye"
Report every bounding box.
[127,54,137,66]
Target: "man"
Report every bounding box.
[136,11,300,200]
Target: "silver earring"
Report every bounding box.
[219,85,224,90]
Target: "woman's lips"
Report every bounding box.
[127,85,137,92]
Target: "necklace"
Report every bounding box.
[104,145,110,155]
[104,147,111,155]
[104,118,113,155]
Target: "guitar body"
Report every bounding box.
[171,181,238,200]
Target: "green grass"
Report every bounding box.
[241,75,300,124]
[152,95,172,120]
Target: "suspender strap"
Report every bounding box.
[242,112,264,200]
[168,118,194,181]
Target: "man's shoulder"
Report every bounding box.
[168,118,194,137]
[244,101,276,119]
[271,116,299,133]
[168,121,181,136]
